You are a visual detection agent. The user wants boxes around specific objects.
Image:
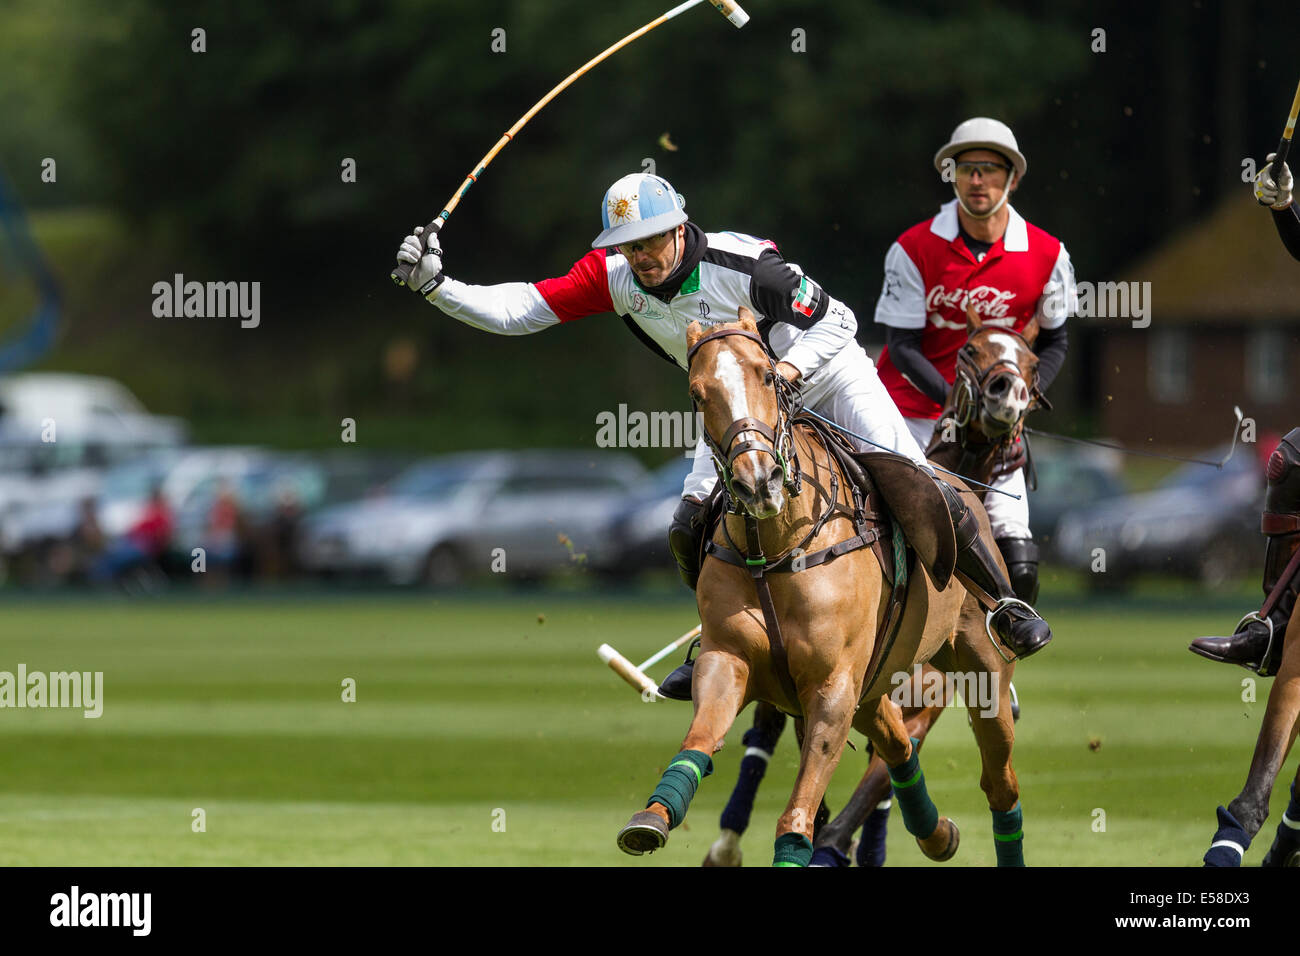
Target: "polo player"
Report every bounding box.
[394,172,1054,695]
[873,117,1074,608]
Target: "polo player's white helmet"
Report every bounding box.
[933,117,1027,220]
[592,173,687,249]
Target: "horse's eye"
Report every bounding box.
[690,387,705,404]
[764,370,775,386]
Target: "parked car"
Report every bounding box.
[601,455,694,577]
[1024,443,1127,558]
[297,450,647,585]
[1054,442,1266,589]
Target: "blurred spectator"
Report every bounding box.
[92,484,173,584]
[261,482,303,580]
[203,480,243,587]
[47,497,104,583]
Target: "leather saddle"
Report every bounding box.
[697,414,957,592]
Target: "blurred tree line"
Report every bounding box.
[0,0,1293,450]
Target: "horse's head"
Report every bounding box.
[687,307,793,520]
[956,302,1047,439]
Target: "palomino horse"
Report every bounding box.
[703,304,1045,867]
[617,309,983,867]
[1203,594,1300,866]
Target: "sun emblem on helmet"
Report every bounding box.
[608,194,637,224]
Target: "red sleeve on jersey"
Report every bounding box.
[534,249,615,323]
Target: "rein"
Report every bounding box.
[688,328,903,714]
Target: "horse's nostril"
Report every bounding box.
[731,476,754,498]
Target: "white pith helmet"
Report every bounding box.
[592,173,688,249]
[933,117,1027,179]
[933,118,1026,220]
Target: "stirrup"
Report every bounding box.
[1233,611,1277,676]
[985,597,1039,663]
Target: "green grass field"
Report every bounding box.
[0,589,1295,866]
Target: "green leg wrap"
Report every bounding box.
[647,749,713,829]
[887,737,939,838]
[773,832,813,867]
[992,803,1025,867]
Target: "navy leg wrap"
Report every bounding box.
[887,738,939,838]
[856,798,892,867]
[1263,782,1300,867]
[647,749,713,830]
[992,803,1025,867]
[719,727,778,834]
[1203,805,1250,867]
[808,845,851,867]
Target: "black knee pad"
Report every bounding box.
[996,537,1039,605]
[668,498,706,591]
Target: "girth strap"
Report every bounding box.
[742,515,803,713]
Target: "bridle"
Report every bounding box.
[949,325,1051,434]
[686,327,803,510]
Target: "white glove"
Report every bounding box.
[1254,153,1294,210]
[396,225,446,295]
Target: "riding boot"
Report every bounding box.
[659,497,708,700]
[657,636,699,701]
[996,537,1040,605]
[1190,428,1300,677]
[937,481,1052,659]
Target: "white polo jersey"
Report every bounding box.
[431,228,858,386]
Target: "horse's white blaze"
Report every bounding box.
[714,350,767,484]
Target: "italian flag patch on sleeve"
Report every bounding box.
[792,276,818,317]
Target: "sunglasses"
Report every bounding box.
[617,231,672,257]
[955,161,1012,179]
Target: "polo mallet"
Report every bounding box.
[1268,77,1300,190]
[598,624,701,698]
[390,0,749,288]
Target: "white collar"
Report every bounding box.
[930,198,1029,252]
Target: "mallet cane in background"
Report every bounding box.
[1268,77,1300,190]
[598,624,701,698]
[390,0,749,288]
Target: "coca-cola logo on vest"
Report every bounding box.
[925,284,1018,329]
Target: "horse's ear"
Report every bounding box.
[737,306,758,333]
[965,301,983,332]
[1020,315,1040,347]
[686,320,706,350]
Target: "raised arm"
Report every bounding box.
[395,229,614,335]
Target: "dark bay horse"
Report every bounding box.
[616,310,971,866]
[1203,588,1300,866]
[704,304,1046,867]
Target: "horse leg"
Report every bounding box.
[771,668,860,867]
[618,648,750,857]
[951,604,1023,866]
[1211,616,1300,866]
[810,699,944,867]
[702,700,787,867]
[859,695,959,861]
[1262,765,1300,867]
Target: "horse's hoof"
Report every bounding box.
[702,828,743,867]
[618,811,669,856]
[917,817,960,862]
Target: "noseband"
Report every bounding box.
[950,325,1051,431]
[686,327,802,507]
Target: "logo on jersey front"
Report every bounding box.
[698,301,710,319]
[924,284,1017,329]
